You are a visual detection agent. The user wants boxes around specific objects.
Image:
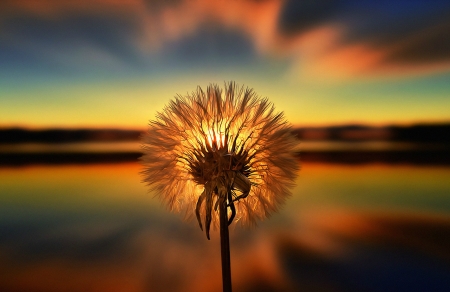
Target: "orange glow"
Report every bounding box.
[310,43,388,79]
[0,163,153,209]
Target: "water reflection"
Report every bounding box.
[0,162,449,292]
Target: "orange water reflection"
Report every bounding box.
[0,162,449,291]
[0,163,151,211]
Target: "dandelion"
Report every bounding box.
[140,81,299,291]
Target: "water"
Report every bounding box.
[0,160,449,292]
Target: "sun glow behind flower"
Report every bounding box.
[205,129,226,150]
[141,82,299,239]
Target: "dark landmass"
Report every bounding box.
[1,123,449,144]
[0,128,141,143]
[292,123,450,144]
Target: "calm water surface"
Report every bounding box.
[0,161,449,292]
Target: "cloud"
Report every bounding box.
[1,0,450,80]
[277,0,342,34]
[383,21,450,65]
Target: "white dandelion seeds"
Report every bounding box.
[141,82,299,239]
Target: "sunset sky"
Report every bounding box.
[1,0,449,129]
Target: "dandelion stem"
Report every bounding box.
[219,195,232,292]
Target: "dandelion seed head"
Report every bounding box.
[141,82,299,236]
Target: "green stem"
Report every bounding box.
[219,196,232,292]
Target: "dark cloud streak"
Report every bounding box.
[384,20,450,65]
[278,0,341,34]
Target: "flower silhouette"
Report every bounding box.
[141,82,298,239]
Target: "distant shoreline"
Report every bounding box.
[1,123,449,144]
[1,124,448,166]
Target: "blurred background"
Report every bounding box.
[1,1,450,291]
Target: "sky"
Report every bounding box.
[1,0,449,129]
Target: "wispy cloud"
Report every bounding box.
[1,0,449,80]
